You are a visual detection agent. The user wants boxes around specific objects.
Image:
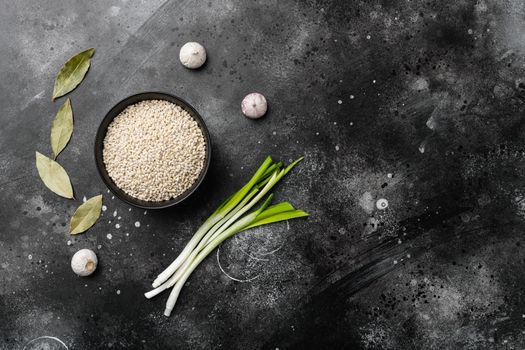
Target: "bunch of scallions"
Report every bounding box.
[145,156,309,316]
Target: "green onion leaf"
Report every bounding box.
[253,202,296,221]
[283,156,304,175]
[243,210,309,230]
[259,161,283,181]
[217,156,273,216]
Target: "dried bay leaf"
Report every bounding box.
[69,195,103,235]
[50,98,73,159]
[52,48,94,100]
[35,151,74,198]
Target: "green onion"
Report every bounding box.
[145,156,309,316]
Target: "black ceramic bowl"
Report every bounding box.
[94,92,211,209]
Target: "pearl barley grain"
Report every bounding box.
[103,100,206,202]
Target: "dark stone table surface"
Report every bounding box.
[2,0,525,349]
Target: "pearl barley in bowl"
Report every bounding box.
[99,95,210,207]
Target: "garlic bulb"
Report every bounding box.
[71,249,98,276]
[241,93,267,119]
[179,42,207,69]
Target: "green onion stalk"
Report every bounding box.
[145,156,309,316]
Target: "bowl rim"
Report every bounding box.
[94,91,212,209]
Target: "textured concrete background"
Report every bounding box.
[2,0,525,349]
